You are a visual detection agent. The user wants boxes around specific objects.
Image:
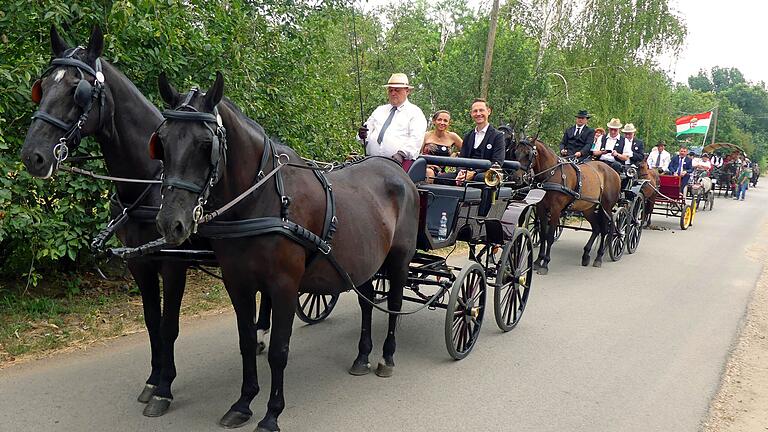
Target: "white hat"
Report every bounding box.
[606,118,623,129]
[621,123,637,133]
[383,73,413,89]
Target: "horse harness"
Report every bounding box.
[518,139,603,208]
[31,48,105,168]
[151,88,339,267]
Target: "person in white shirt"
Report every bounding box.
[647,140,671,173]
[592,118,632,173]
[358,73,427,171]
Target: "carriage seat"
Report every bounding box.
[418,184,482,202]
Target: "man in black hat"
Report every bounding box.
[559,109,595,162]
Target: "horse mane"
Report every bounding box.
[218,98,290,151]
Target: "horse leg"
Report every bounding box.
[537,211,559,275]
[644,199,654,227]
[143,262,187,417]
[256,287,298,432]
[377,254,407,378]
[534,208,549,271]
[349,280,375,375]
[593,210,611,267]
[255,292,272,355]
[218,282,260,429]
[581,211,600,267]
[127,261,163,404]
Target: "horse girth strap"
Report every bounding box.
[196,216,332,252]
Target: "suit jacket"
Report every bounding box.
[626,138,645,165]
[559,125,594,156]
[460,125,506,169]
[668,155,693,175]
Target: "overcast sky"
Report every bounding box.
[361,0,768,85]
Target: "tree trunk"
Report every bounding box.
[480,0,501,99]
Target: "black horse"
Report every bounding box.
[153,72,419,431]
[20,25,201,417]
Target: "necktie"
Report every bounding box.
[377,106,397,145]
[575,126,581,137]
[679,159,684,175]
[655,151,661,168]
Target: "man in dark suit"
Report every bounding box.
[668,146,693,190]
[559,109,595,162]
[437,98,505,185]
[621,123,645,165]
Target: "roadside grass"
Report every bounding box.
[0,266,229,366]
[1,244,470,366]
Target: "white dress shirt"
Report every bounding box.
[361,99,427,159]
[599,135,632,163]
[473,124,490,149]
[647,148,671,171]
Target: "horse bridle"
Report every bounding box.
[31,47,105,168]
[149,88,228,224]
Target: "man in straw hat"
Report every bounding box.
[559,109,594,162]
[358,73,427,171]
[647,140,671,173]
[621,122,645,165]
[592,118,632,173]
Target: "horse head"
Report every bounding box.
[21,25,110,178]
[154,72,226,245]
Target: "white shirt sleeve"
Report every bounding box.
[403,105,427,159]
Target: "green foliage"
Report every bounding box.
[2,0,763,286]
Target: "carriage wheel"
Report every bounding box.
[494,229,533,332]
[372,274,390,304]
[626,196,643,255]
[445,262,487,360]
[609,207,628,262]
[689,196,698,226]
[295,293,340,324]
[680,204,692,230]
[522,206,540,248]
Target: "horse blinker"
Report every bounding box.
[31,80,42,104]
[74,79,93,108]
[149,132,164,160]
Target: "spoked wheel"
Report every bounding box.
[445,262,487,360]
[626,196,644,255]
[609,207,628,262]
[295,293,340,324]
[372,275,390,304]
[689,195,698,226]
[494,229,533,332]
[522,206,540,248]
[680,204,692,230]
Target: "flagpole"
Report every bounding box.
[710,106,718,146]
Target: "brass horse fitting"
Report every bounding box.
[484,163,504,187]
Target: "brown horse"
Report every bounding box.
[637,160,659,227]
[152,72,419,432]
[510,138,621,274]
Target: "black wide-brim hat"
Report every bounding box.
[575,110,591,118]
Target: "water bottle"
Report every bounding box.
[438,212,448,241]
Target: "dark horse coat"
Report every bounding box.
[154,72,419,432]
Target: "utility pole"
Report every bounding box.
[480,0,501,99]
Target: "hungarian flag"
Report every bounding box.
[676,111,712,136]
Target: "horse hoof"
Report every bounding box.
[256,418,280,432]
[348,361,371,376]
[592,260,602,268]
[142,396,171,417]
[256,427,278,432]
[219,410,252,428]
[536,267,548,275]
[255,341,266,355]
[137,384,156,403]
[581,256,590,267]
[375,362,395,378]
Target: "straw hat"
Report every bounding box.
[606,118,623,129]
[382,73,413,89]
[621,123,637,133]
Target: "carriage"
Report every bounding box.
[107,155,537,360]
[649,174,698,230]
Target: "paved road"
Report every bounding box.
[2,188,767,432]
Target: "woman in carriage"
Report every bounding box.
[421,110,463,182]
